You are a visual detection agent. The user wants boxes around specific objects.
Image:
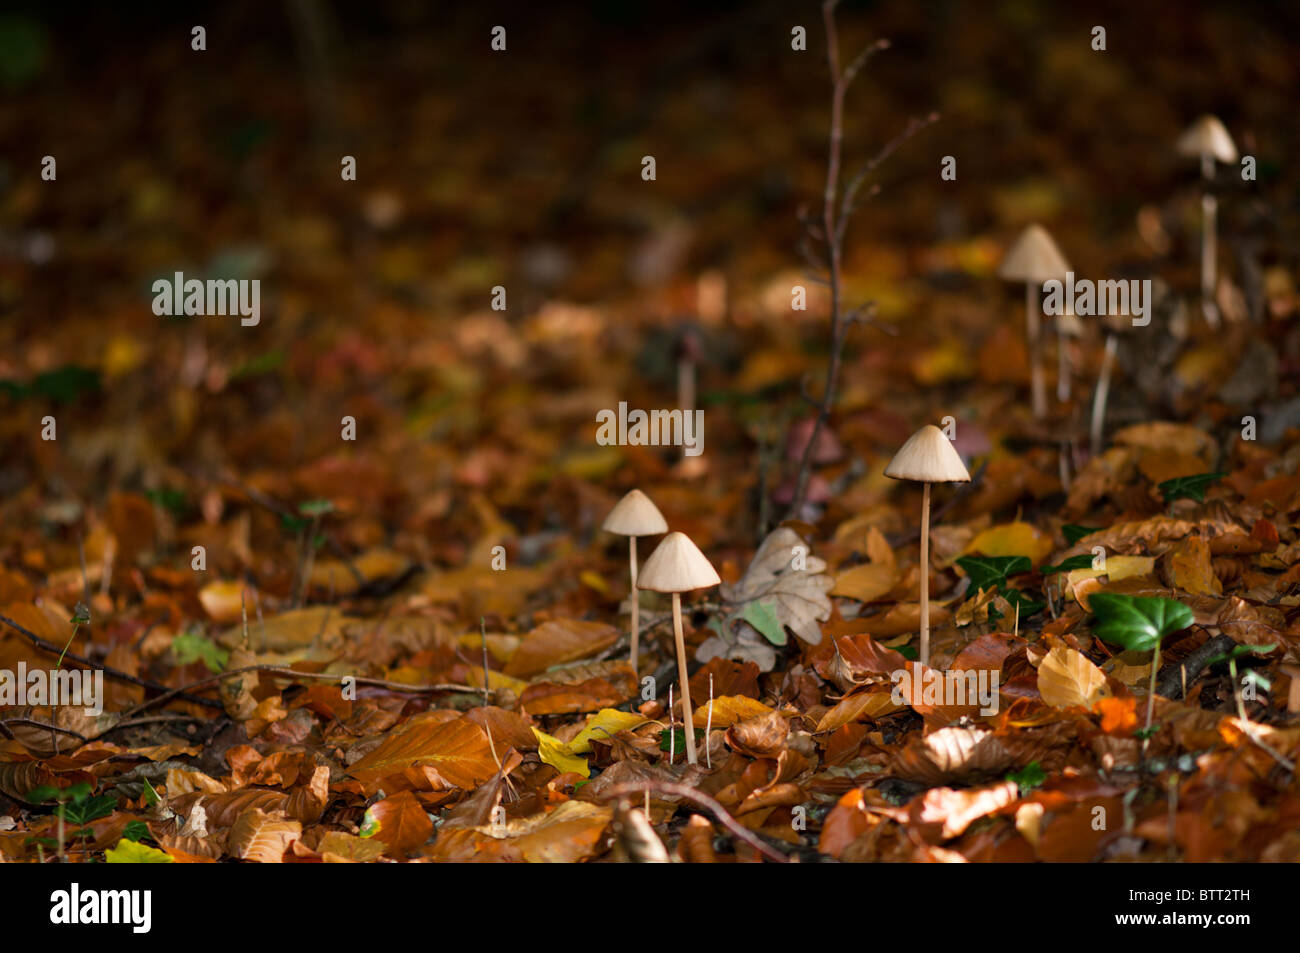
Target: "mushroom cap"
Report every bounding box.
[637,531,721,593]
[884,424,972,483]
[998,224,1070,284]
[602,488,669,537]
[1176,115,1237,164]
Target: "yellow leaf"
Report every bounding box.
[464,666,530,695]
[692,695,773,729]
[1037,646,1110,709]
[963,522,1053,566]
[532,727,590,778]
[815,692,903,733]
[105,839,173,864]
[579,570,610,595]
[198,579,246,624]
[565,709,648,754]
[1066,555,1156,596]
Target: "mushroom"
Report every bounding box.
[1176,115,1237,327]
[603,489,669,681]
[884,425,971,666]
[1055,306,1082,404]
[998,224,1070,419]
[637,530,721,765]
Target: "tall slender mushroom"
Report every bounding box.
[1176,115,1237,327]
[637,530,721,765]
[603,489,668,681]
[998,224,1070,420]
[884,425,971,667]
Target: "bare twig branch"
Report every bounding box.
[599,781,791,863]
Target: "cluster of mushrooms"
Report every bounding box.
[602,423,968,766]
[603,489,719,765]
[598,115,1236,768]
[998,113,1239,436]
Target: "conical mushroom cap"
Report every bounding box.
[637,531,721,593]
[998,224,1070,283]
[884,425,971,483]
[602,488,669,537]
[1176,115,1237,164]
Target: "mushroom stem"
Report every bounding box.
[919,481,931,667]
[1056,321,1072,403]
[629,536,640,682]
[1090,333,1119,457]
[671,591,697,764]
[1026,282,1045,418]
[1201,152,1219,328]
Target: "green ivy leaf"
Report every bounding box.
[1006,761,1046,796]
[1089,593,1193,653]
[122,820,152,843]
[1063,524,1103,546]
[1002,588,1045,617]
[1039,554,1096,575]
[1158,472,1226,504]
[63,793,116,826]
[171,630,229,673]
[658,727,702,752]
[956,555,1031,593]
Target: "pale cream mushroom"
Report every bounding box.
[637,531,721,765]
[999,224,1070,420]
[1176,115,1237,327]
[603,489,669,681]
[884,425,971,667]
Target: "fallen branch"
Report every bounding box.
[599,781,790,863]
[0,611,223,710]
[1155,634,1235,699]
[118,665,477,719]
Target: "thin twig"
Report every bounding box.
[116,665,476,720]
[0,611,223,710]
[599,781,790,863]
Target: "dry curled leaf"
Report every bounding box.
[721,527,833,645]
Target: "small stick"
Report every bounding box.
[479,616,491,706]
[667,684,675,765]
[600,782,789,863]
[0,612,222,709]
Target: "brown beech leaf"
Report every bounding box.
[891,725,1021,785]
[1160,536,1222,596]
[228,808,302,863]
[349,714,497,792]
[503,619,620,678]
[1037,646,1109,710]
[725,710,790,758]
[909,780,1019,840]
[815,691,903,733]
[368,790,433,853]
